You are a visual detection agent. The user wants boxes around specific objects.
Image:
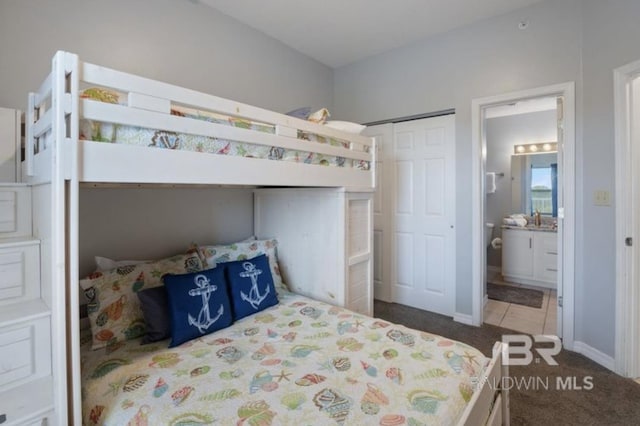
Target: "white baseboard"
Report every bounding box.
[454,312,475,326]
[573,341,615,372]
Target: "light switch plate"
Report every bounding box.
[594,190,611,206]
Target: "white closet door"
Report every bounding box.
[363,124,393,302]
[392,115,456,316]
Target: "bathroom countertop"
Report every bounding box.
[501,224,557,233]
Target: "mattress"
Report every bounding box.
[81,291,486,425]
[79,93,369,170]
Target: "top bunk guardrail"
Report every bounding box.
[24,51,375,190]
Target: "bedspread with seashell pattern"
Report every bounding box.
[81,291,486,425]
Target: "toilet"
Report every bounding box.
[485,223,494,248]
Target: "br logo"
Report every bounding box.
[502,334,562,366]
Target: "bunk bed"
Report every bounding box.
[22,51,509,425]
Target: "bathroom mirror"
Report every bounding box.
[510,152,557,217]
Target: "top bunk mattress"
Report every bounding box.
[79,88,370,171]
[81,291,487,425]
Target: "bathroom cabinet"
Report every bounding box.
[502,228,557,288]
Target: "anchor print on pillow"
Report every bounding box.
[226,254,279,321]
[163,267,233,347]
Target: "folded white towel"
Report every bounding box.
[503,216,528,227]
[512,217,528,227]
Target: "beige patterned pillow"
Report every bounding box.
[81,252,203,350]
[199,238,286,292]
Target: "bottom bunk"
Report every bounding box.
[73,187,507,425]
[80,289,506,425]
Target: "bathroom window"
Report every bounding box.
[530,164,557,216]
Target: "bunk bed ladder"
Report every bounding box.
[0,183,53,424]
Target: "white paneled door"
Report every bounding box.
[367,115,456,315]
[392,116,456,315]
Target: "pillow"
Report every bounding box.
[308,108,330,124]
[95,256,150,272]
[225,254,278,321]
[163,267,233,347]
[324,120,367,135]
[191,237,255,266]
[137,286,170,344]
[82,252,203,350]
[285,107,311,120]
[199,238,286,292]
[80,87,120,104]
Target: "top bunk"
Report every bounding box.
[24,51,374,190]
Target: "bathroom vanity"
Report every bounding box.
[501,227,557,288]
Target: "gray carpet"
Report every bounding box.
[487,282,544,308]
[374,300,640,426]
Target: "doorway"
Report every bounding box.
[366,114,456,316]
[482,98,560,335]
[614,59,640,378]
[471,82,576,350]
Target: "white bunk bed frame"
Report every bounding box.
[24,51,509,425]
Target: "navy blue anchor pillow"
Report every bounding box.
[163,267,232,347]
[225,254,279,321]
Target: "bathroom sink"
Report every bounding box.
[526,224,557,232]
[501,223,557,232]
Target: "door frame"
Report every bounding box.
[614,59,640,377]
[471,82,576,350]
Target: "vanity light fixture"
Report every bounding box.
[513,142,558,155]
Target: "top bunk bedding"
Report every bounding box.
[81,290,487,426]
[79,89,369,171]
[25,51,374,189]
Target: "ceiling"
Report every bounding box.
[200,0,545,68]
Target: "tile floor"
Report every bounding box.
[484,270,557,336]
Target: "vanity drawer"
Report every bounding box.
[0,241,40,306]
[538,263,558,283]
[0,317,51,390]
[539,238,558,256]
[533,232,557,284]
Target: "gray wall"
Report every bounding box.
[78,187,254,277]
[334,0,640,358]
[485,110,557,267]
[0,0,333,113]
[576,0,640,357]
[334,0,583,320]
